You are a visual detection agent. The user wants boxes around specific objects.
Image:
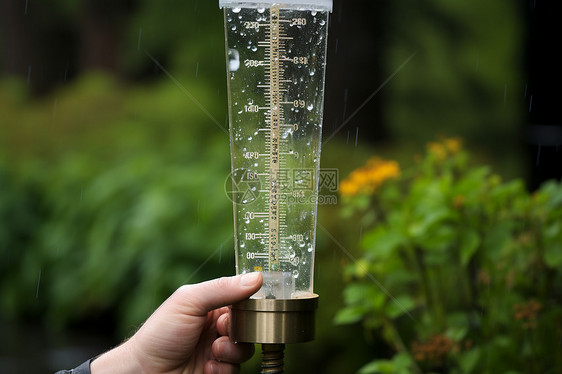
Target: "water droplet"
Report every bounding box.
[257,7,265,13]
[307,104,314,111]
[307,244,313,253]
[232,7,241,13]
[228,49,240,71]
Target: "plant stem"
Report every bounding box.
[382,318,423,374]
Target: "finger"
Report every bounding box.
[216,312,230,336]
[179,273,262,316]
[204,360,240,374]
[212,336,255,364]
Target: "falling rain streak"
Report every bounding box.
[137,27,143,50]
[36,270,42,299]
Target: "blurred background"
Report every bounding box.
[1,0,560,373]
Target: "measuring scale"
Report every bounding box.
[221,0,332,353]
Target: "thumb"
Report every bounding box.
[180,272,263,315]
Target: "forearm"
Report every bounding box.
[90,341,142,374]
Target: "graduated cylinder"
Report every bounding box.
[223,3,330,301]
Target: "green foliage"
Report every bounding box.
[0,73,234,334]
[337,141,562,373]
[385,0,525,179]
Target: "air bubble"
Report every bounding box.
[257,7,265,13]
[232,7,241,13]
[292,270,299,278]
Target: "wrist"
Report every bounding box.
[90,340,143,374]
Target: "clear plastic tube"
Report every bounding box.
[224,4,330,299]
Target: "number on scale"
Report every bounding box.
[290,18,307,26]
[244,59,265,68]
[293,100,306,108]
[243,152,259,159]
[245,105,259,112]
[244,212,255,220]
[244,21,260,29]
[292,57,308,65]
[246,252,256,259]
[245,233,257,240]
[245,171,259,180]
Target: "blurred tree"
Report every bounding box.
[383,0,526,179]
[525,1,562,189]
[323,0,389,144]
[79,0,138,73]
[0,0,78,94]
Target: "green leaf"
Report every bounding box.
[385,294,416,319]
[334,306,365,325]
[445,326,468,341]
[482,221,514,261]
[544,242,562,268]
[358,353,413,374]
[458,347,481,374]
[459,228,480,265]
[408,207,452,239]
[358,359,395,374]
[418,225,457,252]
[362,226,406,260]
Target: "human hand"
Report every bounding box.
[90,272,263,374]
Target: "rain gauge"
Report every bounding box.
[221,0,332,371]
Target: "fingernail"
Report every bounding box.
[210,361,219,374]
[240,272,261,287]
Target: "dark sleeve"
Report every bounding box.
[54,358,93,374]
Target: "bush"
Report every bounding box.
[336,138,562,373]
[0,74,234,334]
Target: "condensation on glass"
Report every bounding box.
[223,2,330,299]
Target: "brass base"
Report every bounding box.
[230,295,319,344]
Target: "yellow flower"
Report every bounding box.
[427,137,463,160]
[444,137,462,154]
[427,142,447,160]
[339,157,401,197]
